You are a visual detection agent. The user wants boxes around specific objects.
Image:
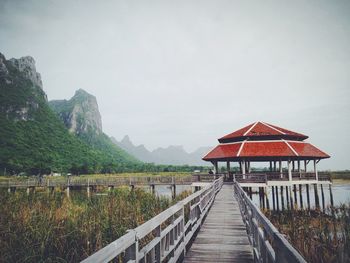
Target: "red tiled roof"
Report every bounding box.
[203,140,330,161]
[239,141,294,157]
[288,142,330,158]
[203,143,242,160]
[218,122,308,143]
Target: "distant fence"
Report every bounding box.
[81,177,223,263]
[0,174,219,189]
[233,182,306,263]
[0,174,215,188]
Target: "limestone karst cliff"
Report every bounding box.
[49,89,102,135]
[0,52,46,121]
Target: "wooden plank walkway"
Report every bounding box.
[184,184,254,263]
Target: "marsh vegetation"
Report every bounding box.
[265,204,350,263]
[0,187,190,262]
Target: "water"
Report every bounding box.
[250,179,350,209]
[136,184,192,198]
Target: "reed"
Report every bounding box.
[0,187,190,262]
[264,204,350,263]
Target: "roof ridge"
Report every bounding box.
[236,140,247,157]
[261,121,286,135]
[243,122,258,136]
[283,139,299,156]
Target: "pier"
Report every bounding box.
[1,175,196,198]
[81,177,224,263]
[81,176,308,262]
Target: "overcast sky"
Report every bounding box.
[0,0,349,170]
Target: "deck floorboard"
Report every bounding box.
[184,184,253,263]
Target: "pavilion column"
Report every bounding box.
[226,161,230,173]
[288,160,292,181]
[314,160,318,181]
[226,161,230,180]
[212,161,219,175]
[304,160,307,173]
[279,160,283,178]
[247,161,251,173]
[242,160,246,179]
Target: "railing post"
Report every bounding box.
[66,178,70,197]
[274,233,283,262]
[170,215,175,258]
[87,179,91,197]
[125,231,139,262]
[180,205,186,259]
[155,225,161,262]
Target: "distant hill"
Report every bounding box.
[112,135,212,166]
[0,52,139,175]
[111,135,155,163]
[49,89,139,169]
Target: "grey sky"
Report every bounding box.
[1,0,349,170]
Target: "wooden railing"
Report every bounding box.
[0,179,38,188]
[1,173,331,189]
[233,182,306,263]
[81,177,223,263]
[318,173,331,181]
[234,173,268,183]
[192,173,224,182]
[0,175,195,189]
[233,172,331,184]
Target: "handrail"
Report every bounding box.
[81,177,223,263]
[233,182,306,263]
[233,172,331,183]
[0,175,195,188]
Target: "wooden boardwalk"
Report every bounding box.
[184,184,254,263]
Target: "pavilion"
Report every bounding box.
[202,121,332,210]
[203,121,330,181]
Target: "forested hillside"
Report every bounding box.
[0,53,140,175]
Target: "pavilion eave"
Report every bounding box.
[203,156,329,163]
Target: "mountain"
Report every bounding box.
[113,135,212,166]
[0,52,138,175]
[152,145,192,165]
[111,135,154,163]
[49,89,102,135]
[49,90,139,166]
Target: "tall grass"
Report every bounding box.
[265,204,350,263]
[0,187,188,262]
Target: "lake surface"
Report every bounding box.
[251,179,350,209]
[137,184,192,198]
